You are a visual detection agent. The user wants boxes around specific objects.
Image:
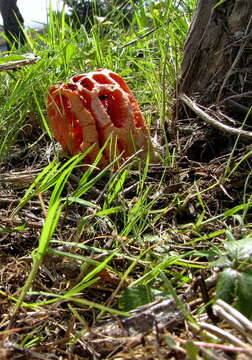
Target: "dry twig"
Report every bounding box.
[180,93,252,139]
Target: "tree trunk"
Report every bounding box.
[0,0,26,49]
[175,0,252,161]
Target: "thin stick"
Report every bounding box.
[222,91,252,102]
[180,93,252,139]
[199,322,249,348]
[214,299,252,339]
[121,28,157,48]
[179,339,252,355]
[0,54,40,71]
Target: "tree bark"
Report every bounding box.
[177,0,252,120]
[0,0,26,49]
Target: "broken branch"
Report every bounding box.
[180,93,252,140]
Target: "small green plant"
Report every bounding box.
[119,285,154,311]
[211,236,252,319]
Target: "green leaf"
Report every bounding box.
[216,268,238,304]
[185,340,199,360]
[0,224,27,233]
[225,238,252,262]
[119,285,154,311]
[64,43,77,62]
[166,335,180,350]
[210,255,232,268]
[213,0,227,8]
[14,200,62,313]
[14,159,61,214]
[95,206,122,216]
[64,197,99,209]
[48,153,87,207]
[236,271,252,319]
[0,55,27,64]
[224,203,251,217]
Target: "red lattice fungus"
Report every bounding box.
[47,69,157,168]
